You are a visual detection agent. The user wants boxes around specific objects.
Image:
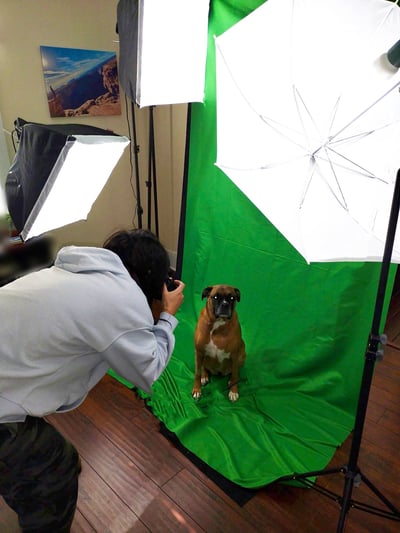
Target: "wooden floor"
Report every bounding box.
[1,290,400,532]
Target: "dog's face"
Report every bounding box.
[202,285,241,320]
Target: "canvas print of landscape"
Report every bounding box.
[40,45,121,117]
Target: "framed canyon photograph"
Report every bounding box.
[40,45,121,117]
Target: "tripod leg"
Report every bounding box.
[336,472,356,533]
[361,471,400,516]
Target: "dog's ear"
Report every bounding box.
[234,288,241,302]
[201,286,213,300]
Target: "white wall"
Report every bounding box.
[0,0,186,259]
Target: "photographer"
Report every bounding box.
[0,228,185,532]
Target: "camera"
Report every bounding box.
[165,275,177,292]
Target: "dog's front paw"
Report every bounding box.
[201,375,209,386]
[192,388,202,400]
[228,390,239,402]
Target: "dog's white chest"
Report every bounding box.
[204,340,231,362]
[205,319,231,363]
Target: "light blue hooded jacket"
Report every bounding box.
[0,246,178,422]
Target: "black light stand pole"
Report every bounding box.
[130,101,143,229]
[151,107,159,237]
[129,102,159,236]
[175,103,192,279]
[146,105,159,237]
[279,170,400,531]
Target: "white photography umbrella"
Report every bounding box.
[215,0,400,263]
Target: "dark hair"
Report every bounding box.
[103,229,170,304]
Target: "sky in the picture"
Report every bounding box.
[40,46,116,91]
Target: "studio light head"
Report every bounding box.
[387,39,400,68]
[117,0,209,108]
[5,119,129,241]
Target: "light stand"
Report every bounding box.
[175,103,192,279]
[129,100,144,229]
[128,101,159,236]
[116,0,209,237]
[146,105,159,236]
[279,168,400,532]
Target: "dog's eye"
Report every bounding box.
[230,296,234,300]
[213,295,218,300]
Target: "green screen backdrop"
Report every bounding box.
[125,0,396,489]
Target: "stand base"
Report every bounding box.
[279,465,400,530]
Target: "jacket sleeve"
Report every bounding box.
[101,312,178,394]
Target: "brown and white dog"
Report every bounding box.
[192,285,246,402]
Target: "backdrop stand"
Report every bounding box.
[279,169,400,532]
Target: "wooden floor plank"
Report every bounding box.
[47,409,162,516]
[133,491,205,533]
[162,469,259,533]
[78,384,184,486]
[244,482,347,533]
[70,510,97,533]
[380,406,400,435]
[48,408,203,532]
[74,458,148,533]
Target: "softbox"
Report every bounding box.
[5,118,129,240]
[117,0,209,107]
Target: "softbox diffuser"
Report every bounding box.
[5,119,129,240]
[117,0,209,107]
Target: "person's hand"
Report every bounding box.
[161,280,185,316]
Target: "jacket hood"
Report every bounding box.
[55,246,129,276]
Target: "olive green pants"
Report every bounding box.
[0,416,80,532]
